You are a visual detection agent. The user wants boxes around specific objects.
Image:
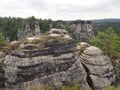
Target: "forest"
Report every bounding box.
[92,20,120,35]
[0,16,53,41]
[0,16,120,41]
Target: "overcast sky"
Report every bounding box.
[0,0,120,20]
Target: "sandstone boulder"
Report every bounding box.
[49,28,72,40]
[77,42,116,90]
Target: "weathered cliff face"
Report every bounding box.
[17,21,41,40]
[0,29,115,90]
[70,20,94,42]
[1,29,89,90]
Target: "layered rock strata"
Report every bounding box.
[1,29,89,90]
[76,42,116,90]
[0,29,115,90]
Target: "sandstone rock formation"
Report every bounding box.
[54,20,65,29]
[0,29,115,90]
[76,42,116,90]
[49,28,71,39]
[48,20,65,29]
[1,29,89,90]
[34,21,41,36]
[45,20,94,42]
[70,20,94,42]
[17,28,25,40]
[24,23,34,37]
[5,37,10,43]
[17,21,41,40]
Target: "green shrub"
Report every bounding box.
[61,83,79,90]
[104,86,117,90]
[0,32,5,46]
[28,83,93,90]
[44,85,54,90]
[29,84,54,90]
[29,86,37,90]
[89,27,120,58]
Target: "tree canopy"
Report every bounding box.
[0,17,51,41]
[90,27,120,58]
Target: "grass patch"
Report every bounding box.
[6,34,71,50]
[104,86,117,90]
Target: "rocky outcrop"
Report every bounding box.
[1,29,89,90]
[5,37,10,43]
[70,20,94,42]
[48,20,66,29]
[17,21,41,40]
[49,28,71,39]
[24,23,34,37]
[33,21,41,36]
[0,51,6,88]
[76,42,116,90]
[0,29,115,90]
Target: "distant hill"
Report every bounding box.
[91,19,120,35]
[91,19,120,23]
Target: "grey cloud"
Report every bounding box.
[0,0,119,19]
[53,0,120,14]
[0,0,49,15]
[23,0,49,11]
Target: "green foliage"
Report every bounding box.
[29,84,118,90]
[0,17,26,40]
[29,84,54,90]
[31,35,70,45]
[0,17,78,42]
[61,84,79,90]
[104,86,117,90]
[90,27,120,58]
[39,19,50,33]
[44,85,54,90]
[0,32,5,46]
[29,86,37,90]
[0,17,51,41]
[65,25,79,43]
[28,84,93,90]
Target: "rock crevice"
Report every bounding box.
[76,42,115,90]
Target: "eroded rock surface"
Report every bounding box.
[1,30,89,90]
[0,29,115,90]
[76,42,116,90]
[70,20,94,42]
